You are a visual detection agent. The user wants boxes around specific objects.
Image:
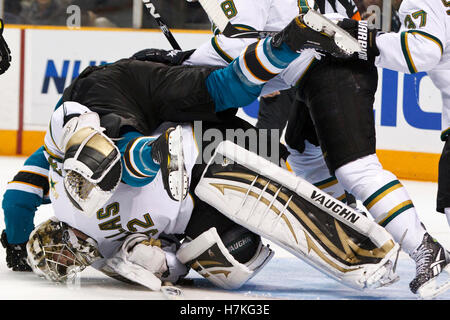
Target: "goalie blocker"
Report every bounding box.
[194,141,400,290]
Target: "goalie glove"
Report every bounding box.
[0,19,12,75]
[61,111,122,217]
[131,48,195,66]
[105,234,188,291]
[1,230,32,272]
[336,19,380,62]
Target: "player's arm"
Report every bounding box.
[44,102,166,189]
[375,0,446,73]
[114,131,160,187]
[189,0,272,65]
[1,146,50,271]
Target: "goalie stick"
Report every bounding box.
[142,0,181,50]
[197,0,362,54]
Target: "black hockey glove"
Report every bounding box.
[1,230,32,272]
[337,19,380,62]
[131,48,195,66]
[0,19,12,75]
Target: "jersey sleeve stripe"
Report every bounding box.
[123,137,149,178]
[298,0,311,12]
[43,144,63,162]
[400,31,418,73]
[211,36,234,63]
[7,181,46,197]
[254,41,284,75]
[12,171,50,195]
[262,37,292,69]
[22,165,49,177]
[408,30,444,55]
[242,41,277,82]
[400,30,444,74]
[48,121,63,153]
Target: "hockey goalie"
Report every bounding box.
[25,118,399,292]
[22,12,399,292]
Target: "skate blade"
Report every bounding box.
[168,125,189,201]
[302,10,361,55]
[417,264,450,299]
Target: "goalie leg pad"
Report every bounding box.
[194,141,400,290]
[176,227,274,290]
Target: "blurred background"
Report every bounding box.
[0,0,211,29]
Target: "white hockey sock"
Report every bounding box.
[335,154,426,254]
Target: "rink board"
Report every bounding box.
[0,25,445,181]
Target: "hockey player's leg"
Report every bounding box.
[287,142,348,204]
[299,56,450,298]
[194,141,400,290]
[335,153,450,299]
[207,10,359,113]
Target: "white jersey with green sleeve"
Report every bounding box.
[375,0,450,135]
[375,0,450,73]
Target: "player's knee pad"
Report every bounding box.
[176,227,274,290]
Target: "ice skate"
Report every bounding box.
[409,233,450,299]
[150,125,189,201]
[271,9,361,57]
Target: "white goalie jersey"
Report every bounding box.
[43,103,198,262]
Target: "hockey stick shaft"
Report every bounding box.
[142,0,182,50]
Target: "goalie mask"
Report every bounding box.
[26,218,102,283]
[62,123,122,218]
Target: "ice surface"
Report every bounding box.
[0,156,449,300]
